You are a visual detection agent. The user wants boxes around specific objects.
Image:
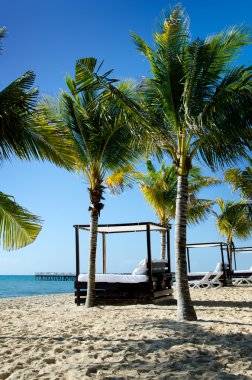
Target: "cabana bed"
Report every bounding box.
[185,242,231,286]
[74,222,173,305]
[232,246,252,284]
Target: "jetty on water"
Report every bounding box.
[35,272,75,281]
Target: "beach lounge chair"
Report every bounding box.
[233,274,252,285]
[206,271,223,288]
[232,266,252,285]
[189,271,213,288]
[247,275,252,284]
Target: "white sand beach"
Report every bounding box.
[0,286,251,380]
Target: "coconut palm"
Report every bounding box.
[135,160,177,260]
[127,5,252,320]
[39,58,141,307]
[135,161,219,259]
[212,198,252,270]
[0,27,75,250]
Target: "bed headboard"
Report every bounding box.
[151,260,168,273]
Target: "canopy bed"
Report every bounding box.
[74,222,173,305]
[232,246,252,284]
[185,242,231,285]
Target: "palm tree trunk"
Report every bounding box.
[85,208,99,308]
[175,175,197,321]
[227,239,233,273]
[85,184,104,308]
[160,230,166,259]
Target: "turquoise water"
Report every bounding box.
[0,275,74,298]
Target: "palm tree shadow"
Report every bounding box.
[85,318,252,378]
[0,318,251,379]
[192,300,252,308]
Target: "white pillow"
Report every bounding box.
[132,266,146,275]
[132,259,147,275]
[152,259,167,263]
[214,262,222,272]
[138,259,147,266]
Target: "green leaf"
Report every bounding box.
[0,192,42,250]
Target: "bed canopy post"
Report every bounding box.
[220,243,227,285]
[146,224,152,283]
[226,243,232,280]
[75,226,80,280]
[186,247,191,273]
[234,248,237,270]
[166,227,171,272]
[102,233,107,274]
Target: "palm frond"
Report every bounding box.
[130,32,155,62]
[33,100,77,169]
[0,192,42,250]
[188,175,220,195]
[0,70,75,168]
[0,71,37,160]
[224,164,252,200]
[187,199,215,225]
[136,160,217,225]
[206,25,251,67]
[105,165,135,195]
[0,27,7,54]
[214,198,252,241]
[75,57,116,95]
[39,59,143,193]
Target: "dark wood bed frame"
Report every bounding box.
[74,222,174,305]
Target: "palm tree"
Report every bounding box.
[0,27,75,250]
[213,198,252,270]
[39,58,141,308]
[128,5,252,320]
[135,161,219,259]
[135,160,177,260]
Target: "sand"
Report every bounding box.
[0,286,251,380]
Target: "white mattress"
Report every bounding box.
[188,272,219,276]
[78,273,148,283]
[233,270,252,274]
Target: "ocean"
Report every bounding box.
[0,275,74,298]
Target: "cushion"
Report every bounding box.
[152,259,167,263]
[214,262,222,272]
[132,259,147,275]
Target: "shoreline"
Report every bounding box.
[0,287,251,379]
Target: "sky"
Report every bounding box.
[1,0,252,275]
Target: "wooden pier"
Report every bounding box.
[35,272,75,281]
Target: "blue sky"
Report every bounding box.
[1,0,252,274]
